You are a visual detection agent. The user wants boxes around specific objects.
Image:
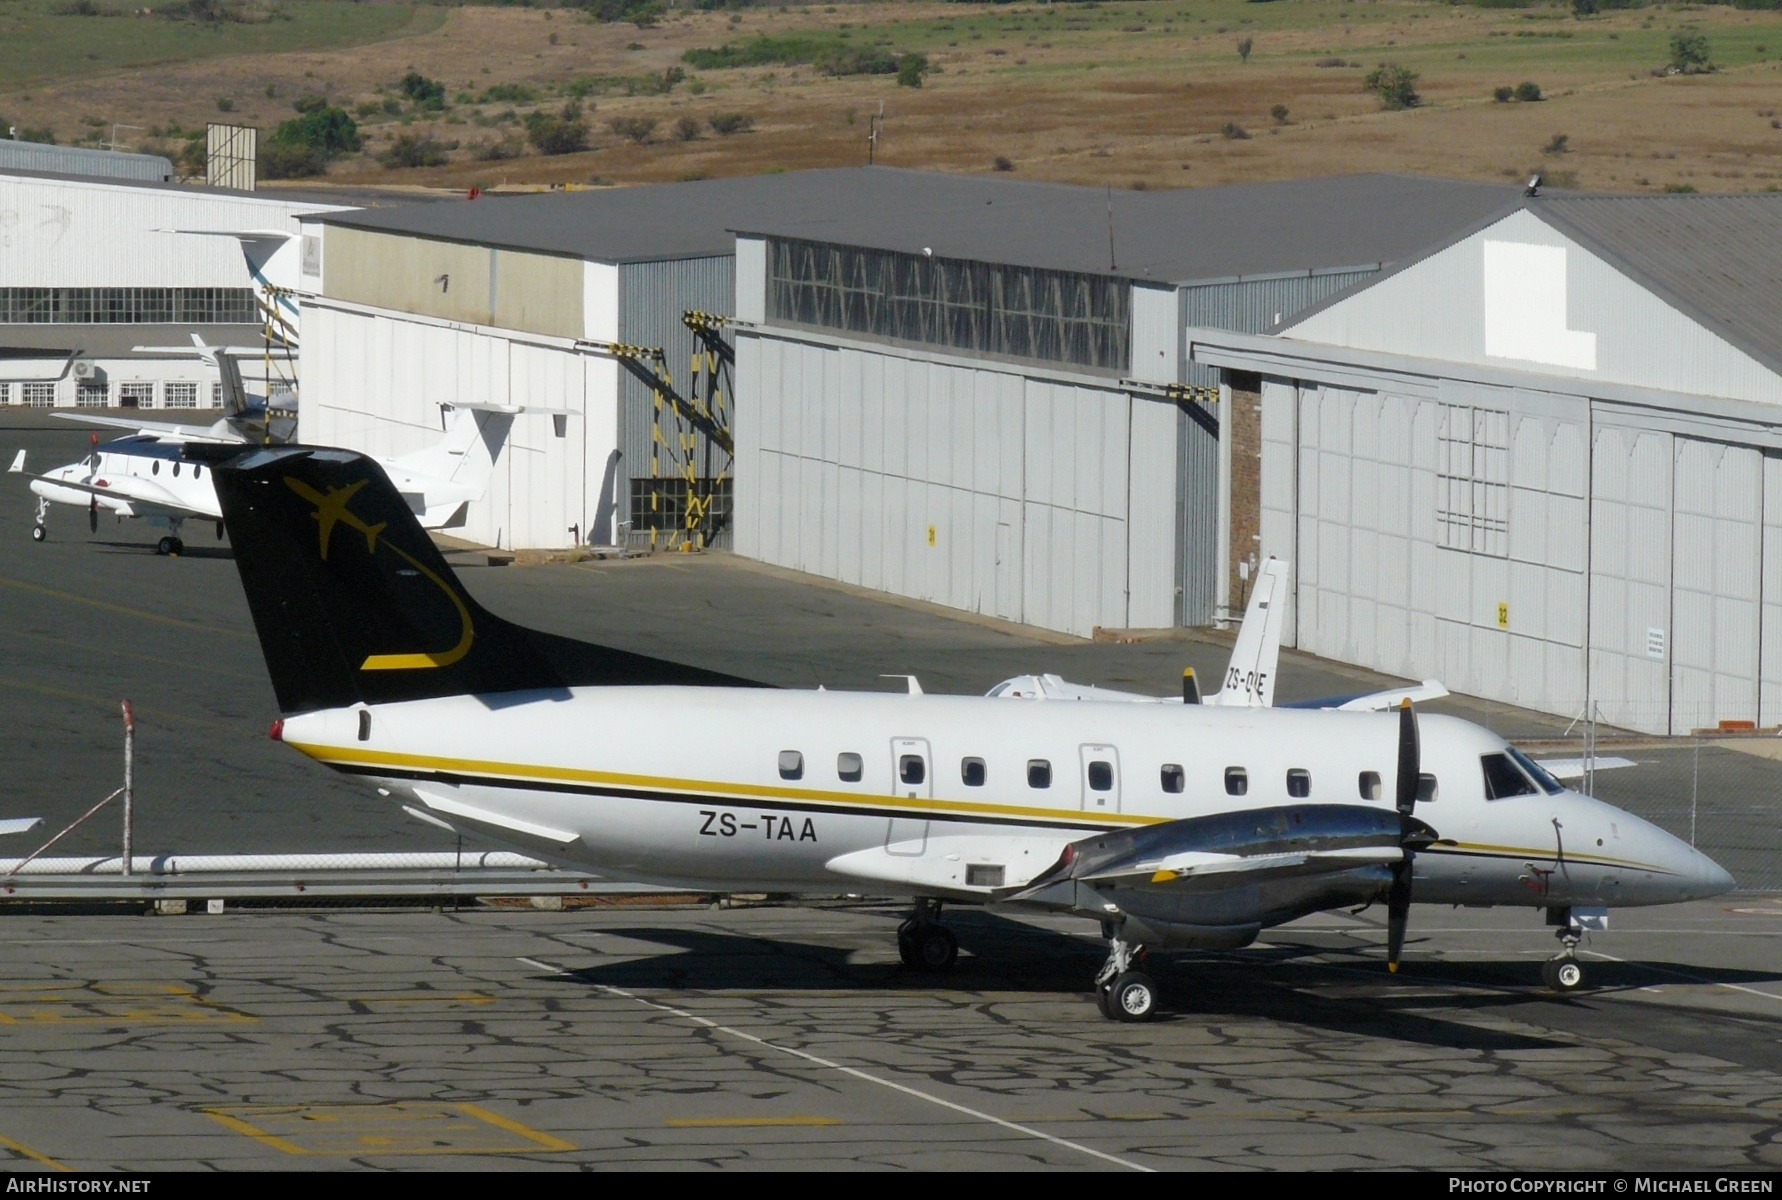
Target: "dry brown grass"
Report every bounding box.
[12,2,1782,195]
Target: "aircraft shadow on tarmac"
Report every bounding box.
[528,909,1714,1050]
[86,539,234,560]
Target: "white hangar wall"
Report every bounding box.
[1220,206,1782,736]
[733,329,1180,638]
[301,297,622,551]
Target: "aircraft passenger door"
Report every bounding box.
[886,737,931,856]
[1079,745,1121,813]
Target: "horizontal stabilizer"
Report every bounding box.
[413,790,578,845]
[0,817,43,836]
[8,450,22,473]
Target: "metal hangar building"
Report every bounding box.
[729,170,1514,637]
[1189,190,1782,735]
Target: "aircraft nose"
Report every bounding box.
[1691,848,1736,898]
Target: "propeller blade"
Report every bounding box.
[88,496,98,534]
[1386,863,1411,972]
[1388,698,1421,972]
[1395,697,1420,815]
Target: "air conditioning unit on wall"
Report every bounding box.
[71,360,97,380]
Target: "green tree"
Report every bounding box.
[1363,63,1419,111]
[272,106,360,156]
[1670,32,1713,74]
[897,52,928,88]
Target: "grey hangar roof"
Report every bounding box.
[316,168,1524,285]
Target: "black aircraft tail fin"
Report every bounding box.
[200,444,762,714]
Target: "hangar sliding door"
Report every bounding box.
[1762,454,1782,727]
[1588,426,1673,735]
[1670,439,1762,733]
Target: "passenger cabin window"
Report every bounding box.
[1087,760,1113,792]
[1286,768,1311,798]
[1506,746,1565,795]
[1417,773,1440,803]
[1480,753,1538,800]
[1027,759,1052,789]
[1358,771,1382,801]
[837,752,863,782]
[961,757,987,787]
[899,755,926,786]
[172,462,180,477]
[1160,764,1185,794]
[1224,767,1248,796]
[151,461,159,474]
[778,750,804,781]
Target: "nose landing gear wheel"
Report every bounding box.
[156,536,184,557]
[1542,956,1585,993]
[30,524,45,542]
[1109,971,1158,1022]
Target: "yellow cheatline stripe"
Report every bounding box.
[288,741,1161,828]
[0,1133,70,1171]
[452,1104,576,1151]
[0,574,251,638]
[666,1116,843,1128]
[201,1109,311,1156]
[1437,841,1677,875]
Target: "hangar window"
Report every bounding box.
[1224,767,1248,796]
[0,287,255,324]
[778,750,804,781]
[163,382,199,410]
[22,383,55,408]
[837,752,863,782]
[1358,771,1382,801]
[1286,768,1311,798]
[1436,403,1509,558]
[118,382,153,409]
[961,757,987,787]
[766,238,1131,373]
[1027,759,1052,789]
[1160,764,1184,794]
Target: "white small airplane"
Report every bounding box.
[11,405,511,556]
[988,558,1447,712]
[202,446,1733,1021]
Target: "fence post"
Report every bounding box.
[121,701,134,877]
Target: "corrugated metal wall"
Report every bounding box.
[736,333,1154,638]
[1178,269,1377,387]
[1589,425,1673,734]
[0,142,171,182]
[303,300,620,551]
[618,256,735,536]
[1177,401,1219,624]
[0,173,325,287]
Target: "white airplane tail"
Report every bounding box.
[1212,556,1289,707]
[389,405,511,494]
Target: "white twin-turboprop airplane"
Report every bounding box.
[11,404,514,556]
[198,445,1733,1022]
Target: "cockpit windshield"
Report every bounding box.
[1505,745,1565,795]
[1480,753,1537,799]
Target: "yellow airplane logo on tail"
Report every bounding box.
[284,477,387,561]
[282,473,473,671]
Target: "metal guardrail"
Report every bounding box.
[0,852,676,901]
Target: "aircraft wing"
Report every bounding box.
[15,467,217,520]
[50,412,241,443]
[0,817,43,837]
[1532,757,1637,779]
[1279,679,1452,712]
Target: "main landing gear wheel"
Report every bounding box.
[156,536,184,557]
[896,899,957,971]
[1542,955,1586,993]
[30,524,45,542]
[1109,971,1158,1023]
